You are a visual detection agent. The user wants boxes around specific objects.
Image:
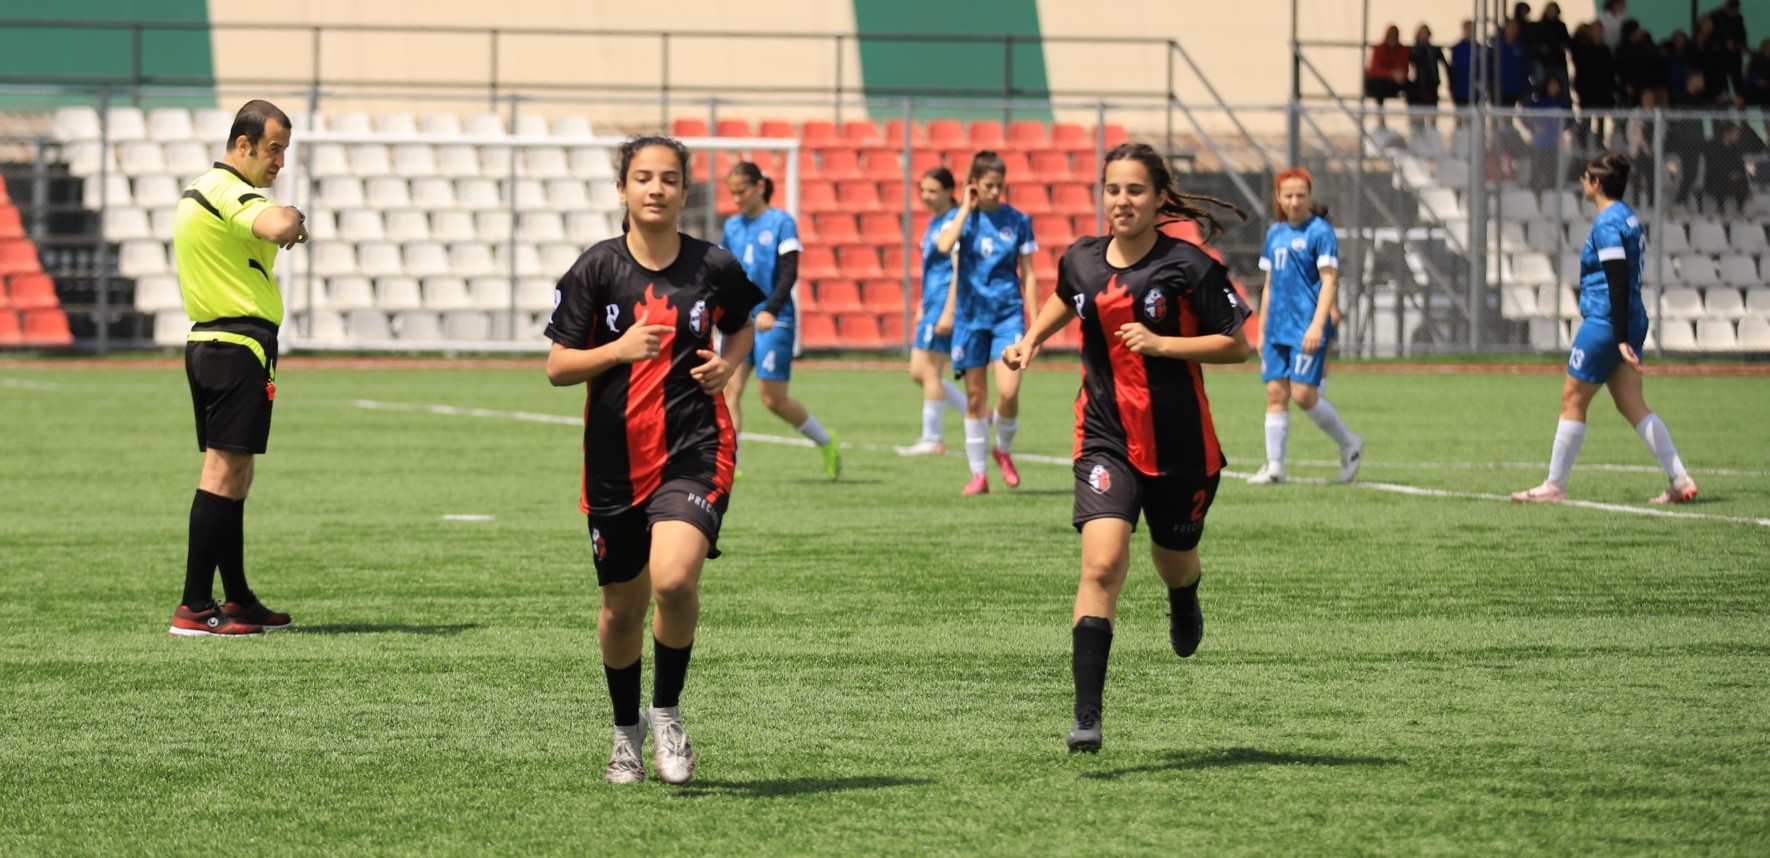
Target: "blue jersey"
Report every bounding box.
[721,207,802,318]
[1258,215,1339,346]
[1578,200,1647,328]
[954,204,1037,325]
[920,207,959,314]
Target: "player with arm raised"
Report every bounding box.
[1003,142,1251,753]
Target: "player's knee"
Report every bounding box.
[1079,558,1126,589]
[600,599,646,633]
[651,575,699,608]
[1292,387,1319,409]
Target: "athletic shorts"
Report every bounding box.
[1072,451,1221,552]
[912,313,953,356]
[587,477,728,587]
[951,314,1025,372]
[750,315,795,382]
[1567,317,1645,385]
[186,340,275,454]
[1260,340,1330,387]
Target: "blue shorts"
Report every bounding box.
[1567,317,1644,384]
[1260,341,1330,387]
[750,316,795,381]
[951,315,1025,371]
[913,312,952,355]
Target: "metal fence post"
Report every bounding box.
[705,98,719,240]
[507,93,521,344]
[1095,101,1107,235]
[1650,108,1667,356]
[94,90,113,355]
[901,96,915,354]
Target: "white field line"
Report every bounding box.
[351,398,1770,528]
[0,378,75,391]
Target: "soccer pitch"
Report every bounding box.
[2,359,1767,855]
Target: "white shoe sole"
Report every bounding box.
[167,626,261,637]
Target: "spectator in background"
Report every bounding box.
[1622,89,1658,207]
[1745,39,1770,107]
[1667,71,1717,211]
[1704,122,1750,215]
[1498,19,1531,106]
[1365,24,1411,126]
[1598,0,1628,51]
[1450,20,1479,110]
[1571,21,1617,148]
[1407,24,1449,137]
[1532,3,1573,91]
[1662,30,1695,104]
[1617,22,1666,107]
[1525,77,1573,184]
[1694,15,1744,103]
[1705,1,1747,53]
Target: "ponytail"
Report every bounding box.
[730,161,773,202]
[1102,142,1247,243]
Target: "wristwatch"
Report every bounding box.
[290,204,306,222]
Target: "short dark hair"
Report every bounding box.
[227,99,290,151]
[1586,151,1630,199]
[729,160,774,202]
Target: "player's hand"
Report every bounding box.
[755,311,776,333]
[965,185,979,208]
[615,310,673,364]
[934,313,954,337]
[1618,342,1642,372]
[1001,341,1040,371]
[1116,322,1162,356]
[689,348,735,393]
[281,227,308,251]
[1302,324,1324,355]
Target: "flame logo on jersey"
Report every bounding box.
[592,527,607,560]
[1143,289,1167,322]
[1088,463,1112,494]
[633,283,679,337]
[689,299,707,336]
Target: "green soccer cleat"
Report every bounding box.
[821,433,842,479]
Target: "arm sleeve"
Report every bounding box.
[1313,224,1340,270]
[763,251,798,316]
[544,258,598,348]
[1257,231,1273,271]
[1189,263,1251,337]
[222,189,275,243]
[1052,249,1076,304]
[714,251,767,335]
[1603,258,1632,340]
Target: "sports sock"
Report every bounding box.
[797,415,832,447]
[651,638,694,709]
[1303,398,1356,447]
[993,409,1018,453]
[1548,418,1586,489]
[605,659,642,727]
[942,379,967,414]
[1633,413,1687,480]
[1168,580,1199,613]
[182,490,230,609]
[1072,616,1113,718]
[216,496,255,606]
[964,417,990,475]
[1264,411,1290,469]
[921,400,944,443]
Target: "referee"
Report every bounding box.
[167,99,307,637]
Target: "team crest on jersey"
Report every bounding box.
[1088,464,1112,494]
[758,230,775,247]
[688,299,708,335]
[592,527,607,560]
[1143,289,1167,322]
[997,226,1014,242]
[1290,237,1307,251]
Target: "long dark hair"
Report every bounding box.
[1103,142,1247,242]
[614,135,690,233]
[922,166,956,206]
[966,150,1006,184]
[1586,150,1630,199]
[729,160,774,202]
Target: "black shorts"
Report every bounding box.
[587,477,729,587]
[1072,452,1220,552]
[186,340,275,454]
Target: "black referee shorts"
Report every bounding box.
[587,477,729,587]
[186,340,275,454]
[1072,452,1221,552]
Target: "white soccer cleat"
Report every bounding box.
[1648,474,1698,505]
[894,439,947,457]
[1510,482,1567,503]
[1338,435,1365,483]
[1246,462,1285,485]
[648,706,697,785]
[604,721,647,785]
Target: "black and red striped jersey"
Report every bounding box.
[1055,233,1249,478]
[545,234,765,516]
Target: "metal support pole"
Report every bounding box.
[1287,0,1301,167]
[95,90,112,355]
[489,30,500,110]
[1095,101,1107,235]
[506,93,521,343]
[660,33,671,132]
[1003,34,1014,128]
[900,97,915,354]
[834,35,845,125]
[311,27,322,107]
[1165,42,1175,156]
[1650,109,1668,356]
[131,25,143,97]
[705,99,719,240]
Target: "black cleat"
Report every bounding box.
[1169,585,1204,658]
[1067,706,1103,753]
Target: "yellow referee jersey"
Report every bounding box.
[173,162,284,326]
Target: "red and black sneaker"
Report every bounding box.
[170,602,263,637]
[222,600,291,631]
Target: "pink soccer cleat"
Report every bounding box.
[1648,475,1698,505]
[1510,482,1567,503]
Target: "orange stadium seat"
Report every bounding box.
[969,120,1006,150]
[1010,184,1051,215]
[880,244,906,278]
[20,308,72,347]
[814,213,859,243]
[910,211,932,241]
[836,244,885,280]
[879,311,906,345]
[909,150,942,177]
[863,279,907,313]
[884,119,922,147]
[876,179,908,209]
[819,149,864,181]
[0,205,22,239]
[836,313,884,348]
[1073,150,1099,181]
[715,119,753,138]
[1099,124,1128,149]
[861,148,901,180]
[1052,123,1090,154]
[801,246,840,280]
[926,119,964,146]
[1009,120,1050,151]
[801,182,840,213]
[1053,183,1094,216]
[1029,151,1074,182]
[801,120,840,149]
[859,213,900,243]
[7,273,59,310]
[837,181,880,209]
[795,149,818,177]
[758,119,794,139]
[815,279,863,313]
[671,118,709,137]
[1033,248,1059,282]
[1073,214,1100,240]
[1035,215,1076,247]
[842,121,880,145]
[0,241,42,276]
[0,311,20,346]
[0,175,10,204]
[801,313,839,349]
[998,150,1031,177]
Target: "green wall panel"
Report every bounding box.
[853,0,1052,121]
[0,0,214,108]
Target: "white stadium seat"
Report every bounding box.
[1528,318,1570,350]
[463,113,505,136]
[1525,219,1563,252]
[522,146,571,179]
[376,277,424,311]
[304,308,348,342]
[1435,159,1469,188]
[552,116,594,138]
[1732,224,1768,254]
[404,242,452,277]
[495,242,544,276]
[164,141,209,177]
[391,145,438,178]
[337,210,386,242]
[511,178,548,209]
[457,178,501,210]
[149,207,177,238]
[1745,288,1770,317]
[134,275,183,312]
[436,145,482,178]
[1509,253,1557,287]
[329,112,372,135]
[1674,254,1720,289]
[420,113,463,137]
[1657,320,1697,351]
[154,310,189,346]
[520,212,566,243]
[365,177,411,209]
[347,308,391,339]
[422,277,472,310]
[1695,319,1737,352]
[376,113,418,136]
[317,177,364,210]
[327,276,376,309]
[568,211,615,245]
[475,210,514,241]
[516,277,555,312]
[134,175,181,209]
[1651,223,1689,254]
[449,242,498,277]
[309,243,357,277]
[53,106,101,141]
[82,174,132,209]
[103,208,152,240]
[1687,221,1729,254]
[306,144,351,177]
[117,240,169,277]
[480,146,513,176]
[66,142,116,178]
[147,108,194,142]
[570,147,617,180]
[547,179,590,210]
[117,141,166,175]
[357,242,404,277]
[103,107,148,141]
[1540,287,1580,320]
[432,210,477,242]
[540,243,580,273]
[512,115,548,137]
[411,178,457,210]
[1497,221,1528,252]
[385,210,432,242]
[1703,288,1746,319]
[588,181,620,210]
[193,109,231,144]
[469,277,514,309]
[393,310,442,340]
[1497,189,1540,220]
[304,210,338,242]
[1737,317,1770,351]
[1659,287,1704,320]
[350,144,392,176]
[1417,187,1462,220]
[443,310,492,340]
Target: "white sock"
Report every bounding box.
[993,409,1017,453]
[964,417,990,475]
[1633,413,1687,480]
[1303,398,1356,447]
[921,400,944,443]
[942,379,967,413]
[1264,411,1289,469]
[797,415,831,447]
[1548,418,1586,489]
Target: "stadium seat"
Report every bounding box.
[1541,287,1581,320]
[1650,222,1689,254]
[836,312,884,348]
[1497,189,1540,220]
[134,174,181,210]
[863,279,907,314]
[416,113,462,137]
[1417,187,1463,220]
[1538,189,1582,221]
[861,148,902,180]
[1527,318,1570,350]
[117,141,166,175]
[457,178,501,210]
[337,210,386,243]
[511,115,548,138]
[422,277,472,310]
[671,118,709,138]
[942,147,978,172]
[339,309,387,340]
[149,309,188,345]
[467,277,514,310]
[53,106,100,141]
[0,206,21,241]
[103,107,148,142]
[879,311,905,345]
[117,241,169,277]
[801,246,840,281]
[1029,151,1074,182]
[82,175,133,210]
[383,210,432,242]
[1525,219,1564,252]
[1097,124,1128,149]
[1745,288,1770,317]
[102,208,152,241]
[842,121,880,145]
[1732,223,1767,254]
[1051,123,1089,154]
[1659,287,1704,320]
[433,145,480,178]
[1435,159,1470,188]
[815,280,863,313]
[814,213,858,244]
[858,213,900,244]
[757,119,794,139]
[0,310,21,346]
[837,182,881,209]
[1501,285,1536,319]
[7,272,57,309]
[1052,183,1094,216]
[317,177,365,210]
[1033,248,1058,282]
[356,241,403,277]
[837,245,885,280]
[801,182,839,214]
[801,120,840,149]
[63,142,115,178]
[1687,220,1729,254]
[1509,252,1556,286]
[1495,221,1528,252]
[1674,254,1720,289]
[926,119,964,146]
[0,239,41,277]
[1008,120,1050,151]
[20,308,72,346]
[800,313,839,349]
[969,121,1006,150]
[443,310,492,341]
[820,149,864,181]
[883,120,921,147]
[520,212,567,243]
[1035,215,1075,247]
[133,274,183,313]
[282,277,327,311]
[190,108,230,143]
[451,243,500,277]
[376,277,424,311]
[1703,288,1746,319]
[1694,319,1737,352]
[1737,317,1770,351]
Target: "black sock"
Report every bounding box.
[652,638,694,709]
[1169,579,1199,611]
[605,659,642,727]
[182,490,230,609]
[1072,616,1113,719]
[217,496,254,605]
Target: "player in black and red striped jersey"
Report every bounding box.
[1003,142,1251,754]
[545,136,764,786]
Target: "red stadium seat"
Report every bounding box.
[836,181,880,209]
[0,205,21,239]
[813,213,859,243]
[880,244,906,278]
[942,148,976,172]
[1033,248,1059,282]
[1009,120,1050,151]
[714,192,739,217]
[20,308,72,347]
[0,310,19,346]
[1052,123,1090,154]
[909,150,943,178]
[910,211,932,241]
[836,313,884,348]
[0,239,41,276]
[836,244,886,280]
[863,279,908,313]
[815,279,863,313]
[758,119,795,139]
[801,120,840,149]
[879,311,906,345]
[861,147,901,180]
[968,120,1006,150]
[1009,184,1051,215]
[1052,182,1094,216]
[801,182,840,213]
[800,312,839,349]
[883,119,922,147]
[6,272,57,310]
[1035,215,1076,247]
[998,150,1031,178]
[800,246,840,280]
[1073,152,1099,185]
[1097,124,1128,149]
[926,119,964,146]
[1029,151,1074,182]
[875,179,908,210]
[819,149,864,181]
[671,118,709,137]
[1159,218,1205,244]
[1073,214,1100,240]
[714,119,753,138]
[859,212,901,243]
[842,120,880,145]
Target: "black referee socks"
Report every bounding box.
[1072,616,1113,719]
[181,490,231,609]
